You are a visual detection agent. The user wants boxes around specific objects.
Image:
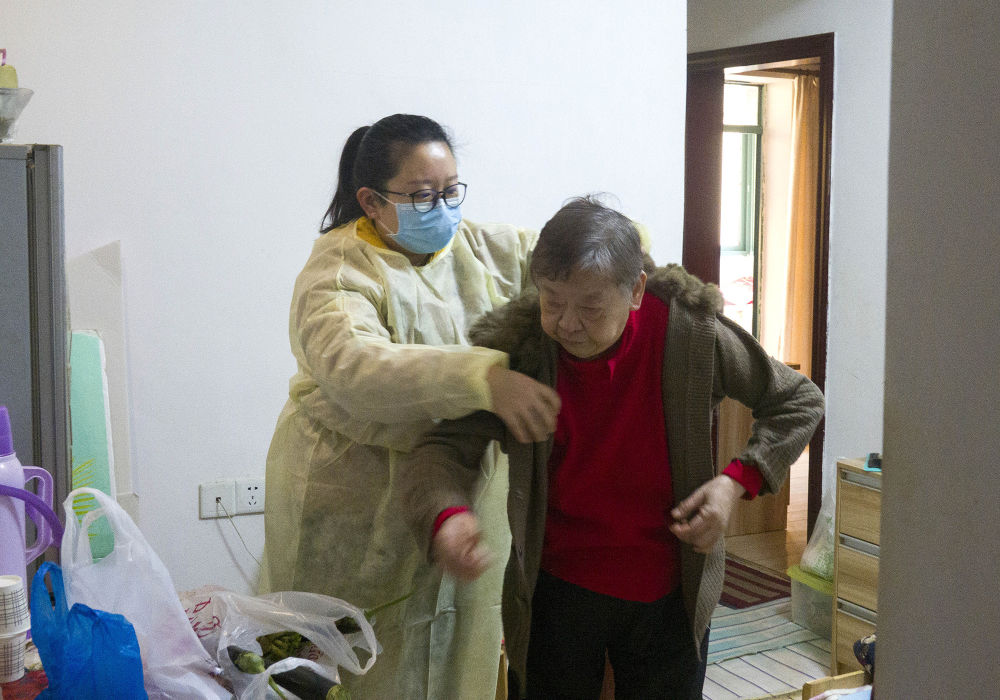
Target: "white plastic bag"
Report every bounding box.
[185,588,378,699]
[60,488,229,699]
[799,488,836,580]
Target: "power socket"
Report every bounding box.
[235,477,265,514]
[199,481,236,519]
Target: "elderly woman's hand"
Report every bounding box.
[431,511,494,582]
[668,475,746,553]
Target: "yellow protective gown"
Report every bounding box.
[260,216,537,699]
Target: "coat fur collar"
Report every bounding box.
[468,262,723,377]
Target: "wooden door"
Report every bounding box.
[682,65,788,535]
[684,35,833,535]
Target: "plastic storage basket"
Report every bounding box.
[787,564,834,638]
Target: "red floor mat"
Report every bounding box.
[720,555,791,609]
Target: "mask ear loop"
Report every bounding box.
[369,190,399,237]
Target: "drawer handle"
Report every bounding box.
[841,470,881,491]
[839,534,880,557]
[838,599,877,625]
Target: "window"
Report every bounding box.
[720,81,763,336]
[721,82,762,254]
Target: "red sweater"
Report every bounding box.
[541,294,761,602]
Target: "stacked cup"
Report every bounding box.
[0,574,30,683]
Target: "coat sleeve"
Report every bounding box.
[712,314,825,496]
[396,411,508,559]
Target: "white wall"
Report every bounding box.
[879,1,1000,694]
[689,1,894,492]
[1,1,687,592]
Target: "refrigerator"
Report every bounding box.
[0,143,70,548]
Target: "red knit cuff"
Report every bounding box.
[432,506,470,537]
[723,459,764,499]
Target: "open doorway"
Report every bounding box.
[683,34,832,570]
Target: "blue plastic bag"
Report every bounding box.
[30,561,147,699]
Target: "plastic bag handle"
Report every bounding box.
[32,561,67,612]
[64,488,136,567]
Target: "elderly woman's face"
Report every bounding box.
[537,268,646,360]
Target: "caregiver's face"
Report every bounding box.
[361,141,458,241]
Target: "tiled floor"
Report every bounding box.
[704,598,831,699]
[703,637,831,700]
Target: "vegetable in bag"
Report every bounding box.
[182,586,378,700]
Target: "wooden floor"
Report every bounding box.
[725,450,809,574]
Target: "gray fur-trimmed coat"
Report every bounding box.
[398,263,824,697]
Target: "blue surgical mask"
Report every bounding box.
[375,195,462,255]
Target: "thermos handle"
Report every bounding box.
[22,467,55,562]
[0,482,64,554]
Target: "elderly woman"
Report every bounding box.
[399,196,824,699]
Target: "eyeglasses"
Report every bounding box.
[378,182,467,213]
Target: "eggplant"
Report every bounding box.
[271,666,350,699]
[227,645,267,674]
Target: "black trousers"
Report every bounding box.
[520,570,708,700]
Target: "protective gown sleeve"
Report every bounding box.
[289,240,509,451]
[712,314,825,496]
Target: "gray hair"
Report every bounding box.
[530,195,644,291]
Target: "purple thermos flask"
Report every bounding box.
[0,405,59,592]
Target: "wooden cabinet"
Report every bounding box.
[830,458,881,674]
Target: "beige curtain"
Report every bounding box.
[784,74,819,379]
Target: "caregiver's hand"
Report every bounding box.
[432,511,493,582]
[669,475,745,553]
[487,366,561,443]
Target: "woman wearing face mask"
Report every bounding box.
[260,113,560,699]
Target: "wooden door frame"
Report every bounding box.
[683,33,833,535]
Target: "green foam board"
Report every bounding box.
[69,330,115,560]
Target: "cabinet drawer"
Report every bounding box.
[838,470,881,545]
[836,535,880,611]
[834,602,877,674]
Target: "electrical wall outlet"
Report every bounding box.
[235,477,265,514]
[199,481,236,519]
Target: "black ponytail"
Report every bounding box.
[320,114,454,233]
[322,126,369,232]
